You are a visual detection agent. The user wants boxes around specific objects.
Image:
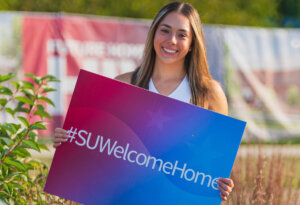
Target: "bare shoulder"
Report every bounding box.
[114,72,134,84]
[207,79,228,115]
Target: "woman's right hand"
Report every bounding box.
[53,128,68,148]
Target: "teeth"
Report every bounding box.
[163,47,177,54]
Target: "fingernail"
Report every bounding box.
[63,138,68,142]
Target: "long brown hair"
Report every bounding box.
[131,1,212,107]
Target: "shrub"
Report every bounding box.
[0,72,59,204]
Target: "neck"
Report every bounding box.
[152,59,186,81]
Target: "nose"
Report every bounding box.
[168,32,177,44]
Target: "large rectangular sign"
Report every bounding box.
[44,69,246,204]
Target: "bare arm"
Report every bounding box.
[207,80,228,115]
[114,72,134,84]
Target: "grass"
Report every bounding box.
[226,146,300,205]
[241,138,300,145]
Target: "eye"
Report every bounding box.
[178,33,187,38]
[160,29,169,34]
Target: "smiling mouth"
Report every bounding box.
[162,47,178,54]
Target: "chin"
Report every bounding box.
[160,54,185,64]
[161,58,183,65]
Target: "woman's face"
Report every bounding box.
[154,12,193,66]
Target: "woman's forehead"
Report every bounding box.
[158,12,191,32]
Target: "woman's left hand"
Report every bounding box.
[217,178,234,201]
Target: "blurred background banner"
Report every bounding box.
[22,14,150,132]
[1,11,300,141]
[224,27,300,141]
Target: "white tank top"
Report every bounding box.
[149,75,191,103]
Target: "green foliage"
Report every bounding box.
[0,0,289,27]
[279,0,300,19]
[0,72,59,204]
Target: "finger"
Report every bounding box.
[55,127,67,133]
[53,136,68,143]
[53,142,62,148]
[219,178,234,187]
[56,132,68,138]
[220,189,229,197]
[53,138,66,143]
[220,193,227,201]
[54,132,68,139]
[218,181,232,192]
[219,184,230,196]
[53,137,68,145]
[218,178,233,190]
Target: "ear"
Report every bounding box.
[189,47,192,52]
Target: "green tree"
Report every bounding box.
[278,0,300,27]
[0,0,282,27]
[278,0,300,19]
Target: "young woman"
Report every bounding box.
[54,1,234,201]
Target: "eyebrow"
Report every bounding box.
[160,24,189,33]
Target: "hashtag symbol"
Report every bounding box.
[67,127,77,143]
